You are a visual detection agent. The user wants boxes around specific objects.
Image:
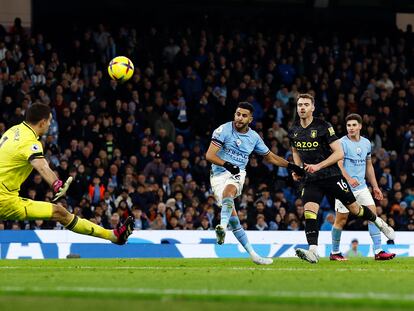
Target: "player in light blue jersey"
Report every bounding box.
[330,114,396,261]
[206,102,305,265]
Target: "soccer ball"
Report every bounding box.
[108,56,134,82]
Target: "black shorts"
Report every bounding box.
[301,175,356,207]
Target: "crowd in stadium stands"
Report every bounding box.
[0,18,413,232]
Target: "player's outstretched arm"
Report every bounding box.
[30,158,72,201]
[206,142,239,175]
[290,147,305,180]
[31,158,60,186]
[264,152,305,176]
[304,140,344,173]
[291,147,303,167]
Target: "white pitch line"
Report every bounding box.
[0,285,413,302]
[0,266,413,273]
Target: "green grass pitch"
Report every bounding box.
[0,258,413,311]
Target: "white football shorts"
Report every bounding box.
[210,170,246,206]
[335,187,375,213]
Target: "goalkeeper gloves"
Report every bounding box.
[223,161,240,175]
[287,163,306,177]
[52,176,73,202]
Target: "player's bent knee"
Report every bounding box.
[346,202,360,215]
[51,204,71,223]
[222,184,237,198]
[304,202,319,214]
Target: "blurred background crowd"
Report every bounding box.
[0,13,413,232]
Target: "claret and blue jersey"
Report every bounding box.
[210,122,270,176]
[341,135,372,191]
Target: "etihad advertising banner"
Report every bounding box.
[0,230,412,259]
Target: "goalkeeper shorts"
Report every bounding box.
[0,192,53,220]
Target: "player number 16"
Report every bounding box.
[337,179,348,191]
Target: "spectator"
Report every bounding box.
[88,176,105,205]
[255,214,269,231]
[151,213,167,230]
[109,213,120,229]
[154,111,176,143]
[345,239,363,258]
[143,153,167,180]
[197,216,211,230]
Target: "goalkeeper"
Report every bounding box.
[0,103,133,244]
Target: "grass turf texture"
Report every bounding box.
[0,258,413,311]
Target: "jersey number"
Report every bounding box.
[0,136,8,148]
[337,179,348,191]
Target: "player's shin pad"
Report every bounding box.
[304,210,318,245]
[357,204,376,222]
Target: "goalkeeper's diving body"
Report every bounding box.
[0,103,133,244]
[206,102,305,265]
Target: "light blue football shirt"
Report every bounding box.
[341,135,372,191]
[211,121,270,176]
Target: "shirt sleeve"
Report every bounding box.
[254,134,270,156]
[323,121,338,145]
[21,140,44,162]
[211,124,227,148]
[340,137,347,155]
[366,140,372,159]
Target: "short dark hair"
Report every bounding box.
[25,103,51,124]
[237,102,254,114]
[297,93,315,105]
[345,113,362,124]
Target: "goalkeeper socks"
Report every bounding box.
[66,215,115,242]
[229,215,256,256]
[220,197,234,228]
[331,226,342,254]
[357,204,376,222]
[368,221,382,254]
[304,210,319,246]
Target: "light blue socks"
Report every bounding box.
[220,197,234,228]
[229,215,255,256]
[368,221,382,254]
[331,226,342,254]
[332,222,382,254]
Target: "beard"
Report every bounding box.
[234,121,248,131]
